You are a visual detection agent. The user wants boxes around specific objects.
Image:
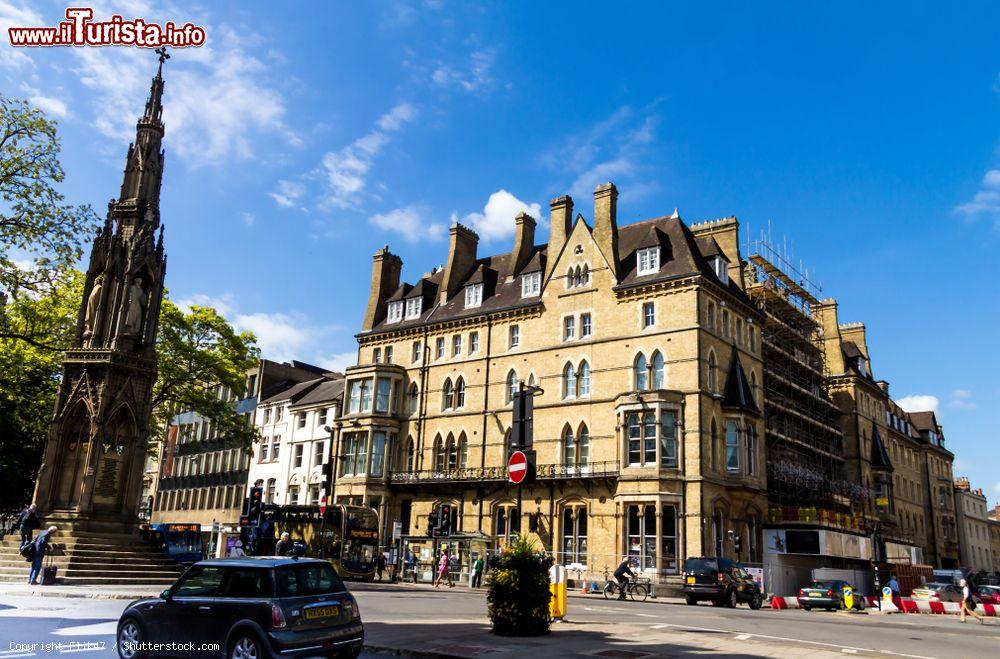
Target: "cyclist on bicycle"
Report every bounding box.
[613,557,636,600]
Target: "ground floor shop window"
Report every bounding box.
[495,505,517,542]
[661,505,678,572]
[561,507,587,565]
[627,504,656,570]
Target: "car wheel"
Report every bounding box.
[116,618,145,659]
[856,598,867,611]
[712,597,725,607]
[802,605,812,611]
[685,595,698,606]
[229,632,263,659]
[726,589,738,608]
[749,593,763,610]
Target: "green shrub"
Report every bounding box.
[486,534,553,636]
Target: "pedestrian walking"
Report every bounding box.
[274,532,293,556]
[471,555,484,588]
[17,504,39,547]
[27,526,56,585]
[888,574,901,597]
[433,548,453,588]
[959,578,985,624]
[229,539,246,557]
[376,552,387,581]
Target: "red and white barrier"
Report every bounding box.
[769,595,999,616]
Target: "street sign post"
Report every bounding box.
[509,382,542,535]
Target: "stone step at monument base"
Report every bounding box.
[0,528,185,586]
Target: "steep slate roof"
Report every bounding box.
[291,378,345,409]
[841,341,863,360]
[908,411,939,433]
[870,427,893,470]
[368,213,754,334]
[721,347,761,415]
[260,377,325,405]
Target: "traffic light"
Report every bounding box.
[521,449,537,486]
[511,389,534,451]
[439,504,452,537]
[247,486,263,523]
[322,459,334,491]
[426,509,438,536]
[733,534,743,559]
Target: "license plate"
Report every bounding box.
[304,605,339,620]
[809,591,823,597]
[686,576,695,584]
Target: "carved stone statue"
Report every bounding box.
[84,275,103,337]
[123,277,146,337]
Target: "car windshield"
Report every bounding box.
[808,581,837,589]
[924,583,951,590]
[684,558,718,574]
[275,562,347,598]
[980,586,1000,593]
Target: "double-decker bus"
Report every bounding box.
[246,504,379,581]
[141,523,204,565]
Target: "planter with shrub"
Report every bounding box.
[486,534,553,636]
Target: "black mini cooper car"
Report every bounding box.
[116,557,363,659]
[682,557,764,609]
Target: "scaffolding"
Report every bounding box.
[745,230,852,513]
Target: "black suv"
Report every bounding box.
[116,557,363,659]
[682,557,763,609]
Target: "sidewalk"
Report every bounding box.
[0,582,160,599]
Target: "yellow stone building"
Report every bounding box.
[331,184,767,581]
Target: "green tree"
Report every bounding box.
[0,93,98,349]
[0,279,260,506]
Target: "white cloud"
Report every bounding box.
[269,180,305,208]
[368,205,446,243]
[954,169,1000,230]
[948,388,976,410]
[456,190,543,243]
[319,102,417,209]
[896,394,940,414]
[21,83,69,118]
[71,10,297,165]
[240,212,255,226]
[0,1,43,71]
[431,49,495,93]
[172,293,343,367]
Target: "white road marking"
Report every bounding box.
[51,621,117,636]
[734,633,752,640]
[842,650,859,655]
[633,612,657,618]
[649,623,668,629]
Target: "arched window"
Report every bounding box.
[578,423,590,466]
[561,506,588,565]
[408,383,419,415]
[442,379,454,410]
[455,377,466,408]
[713,510,725,557]
[406,437,415,471]
[578,361,591,397]
[495,505,517,542]
[707,351,717,392]
[434,435,445,472]
[506,371,518,403]
[651,351,664,389]
[563,425,575,465]
[634,353,648,390]
[527,373,536,387]
[563,363,577,399]
[581,264,590,286]
[445,434,457,470]
[458,433,468,469]
[749,371,758,406]
[710,419,718,471]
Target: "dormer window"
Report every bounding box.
[387,301,404,323]
[521,271,541,297]
[465,283,483,308]
[637,247,660,275]
[404,297,422,319]
[856,357,868,377]
[710,256,729,285]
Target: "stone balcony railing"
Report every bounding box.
[389,460,620,485]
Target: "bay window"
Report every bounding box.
[374,378,391,413]
[627,504,656,570]
[561,507,588,566]
[660,412,678,468]
[725,420,740,473]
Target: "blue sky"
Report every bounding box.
[2,1,998,499]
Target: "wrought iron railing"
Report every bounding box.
[389,460,620,484]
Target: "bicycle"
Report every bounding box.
[603,577,649,602]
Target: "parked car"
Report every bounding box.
[116,557,364,659]
[911,582,963,603]
[682,557,763,609]
[797,580,867,611]
[974,584,1000,605]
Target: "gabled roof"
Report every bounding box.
[908,410,939,433]
[386,283,413,303]
[870,427,892,470]
[721,346,760,415]
[260,377,326,406]
[519,249,545,275]
[696,236,725,259]
[842,341,863,360]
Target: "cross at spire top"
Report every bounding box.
[154,46,170,78]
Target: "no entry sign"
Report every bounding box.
[319,495,327,516]
[508,450,528,484]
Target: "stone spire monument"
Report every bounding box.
[32,49,170,533]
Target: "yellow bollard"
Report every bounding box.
[843,586,854,611]
[549,565,567,621]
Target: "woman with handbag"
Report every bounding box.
[959,578,984,624]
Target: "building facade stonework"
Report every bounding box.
[332,185,770,578]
